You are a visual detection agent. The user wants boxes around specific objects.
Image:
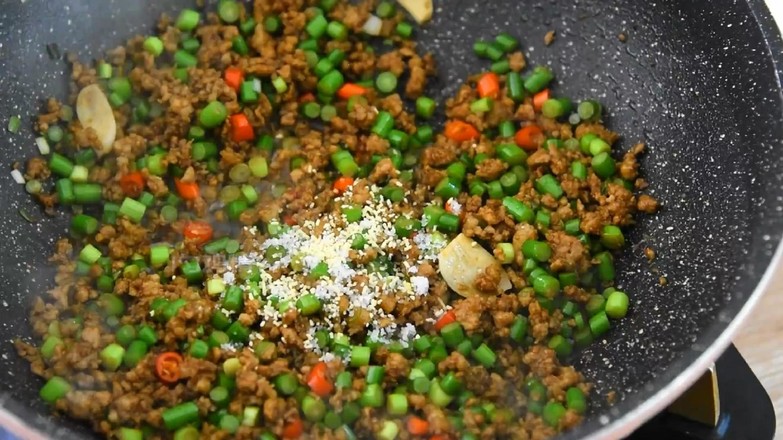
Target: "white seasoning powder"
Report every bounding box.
[410,276,430,296]
[224,183,451,357]
[320,352,337,363]
[446,198,462,215]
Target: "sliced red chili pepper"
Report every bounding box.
[155,352,183,384]
[183,221,213,244]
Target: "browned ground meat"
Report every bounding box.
[473,264,501,293]
[376,51,406,77]
[637,194,660,213]
[575,123,620,145]
[475,158,508,181]
[508,52,527,72]
[36,98,62,131]
[619,142,646,180]
[546,231,590,273]
[25,156,50,180]
[544,30,557,46]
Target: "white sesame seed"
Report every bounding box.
[220,184,453,352]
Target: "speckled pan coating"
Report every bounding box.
[0,0,781,438]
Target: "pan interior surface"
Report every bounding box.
[0,0,781,438]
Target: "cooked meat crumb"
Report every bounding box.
[544,30,557,46]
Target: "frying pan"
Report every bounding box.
[0,0,781,438]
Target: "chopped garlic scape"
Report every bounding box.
[10,169,25,184]
[362,14,383,36]
[35,137,50,155]
[76,84,116,155]
[438,234,512,297]
[397,0,433,24]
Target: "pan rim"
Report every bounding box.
[0,0,781,438]
[0,405,45,440]
[585,242,783,439]
[584,0,783,435]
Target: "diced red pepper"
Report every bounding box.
[434,311,457,331]
[306,362,334,397]
[407,416,430,436]
[299,92,316,103]
[337,83,367,100]
[444,120,480,142]
[477,72,500,99]
[119,171,145,198]
[230,113,255,143]
[282,214,297,226]
[174,179,200,201]
[515,125,544,151]
[533,89,550,112]
[332,176,355,194]
[282,419,304,439]
[224,67,244,91]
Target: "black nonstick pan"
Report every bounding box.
[0,0,781,438]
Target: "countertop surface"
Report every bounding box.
[732,1,783,436]
[734,265,783,438]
